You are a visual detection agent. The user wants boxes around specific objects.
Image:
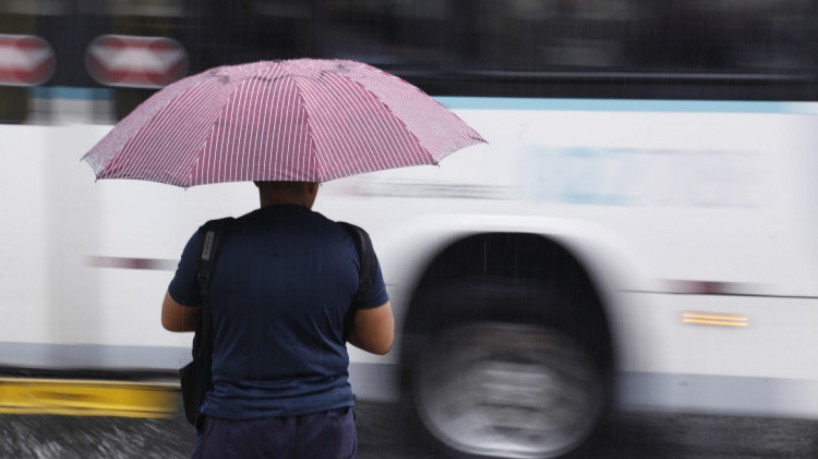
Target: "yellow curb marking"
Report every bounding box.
[0,377,177,418]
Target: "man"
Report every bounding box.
[162,181,394,459]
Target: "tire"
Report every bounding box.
[408,282,606,459]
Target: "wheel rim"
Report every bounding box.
[413,323,602,458]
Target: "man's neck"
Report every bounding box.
[259,194,310,208]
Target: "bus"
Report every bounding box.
[2,1,818,458]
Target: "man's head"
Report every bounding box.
[254,181,320,209]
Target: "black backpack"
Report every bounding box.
[179,218,376,427]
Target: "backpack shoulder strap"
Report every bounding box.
[191,217,234,362]
[196,217,235,299]
[338,221,376,304]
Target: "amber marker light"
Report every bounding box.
[682,312,749,328]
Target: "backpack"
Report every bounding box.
[180,217,376,427]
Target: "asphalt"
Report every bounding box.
[2,398,818,459]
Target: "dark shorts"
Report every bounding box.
[191,407,357,459]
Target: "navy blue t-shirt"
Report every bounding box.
[168,204,389,419]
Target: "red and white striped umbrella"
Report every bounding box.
[82,59,485,187]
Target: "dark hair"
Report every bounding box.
[253,181,314,194]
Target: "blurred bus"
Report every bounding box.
[2,1,818,458]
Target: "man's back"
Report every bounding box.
[169,204,389,419]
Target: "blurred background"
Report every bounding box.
[2,0,816,123]
[3,1,818,459]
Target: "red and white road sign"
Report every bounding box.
[0,34,55,86]
[85,35,188,88]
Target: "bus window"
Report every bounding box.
[627,0,816,75]
[102,1,187,119]
[725,0,817,73]
[0,7,38,123]
[320,0,447,74]
[105,0,184,17]
[181,0,315,69]
[451,0,817,78]
[97,0,321,120]
[452,0,636,72]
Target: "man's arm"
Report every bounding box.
[347,301,394,355]
[161,291,201,332]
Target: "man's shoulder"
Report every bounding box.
[200,216,236,231]
[310,211,360,236]
[336,221,368,242]
[227,207,362,244]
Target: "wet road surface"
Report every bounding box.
[2,400,818,458]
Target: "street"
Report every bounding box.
[1,399,818,459]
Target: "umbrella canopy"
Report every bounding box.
[82,59,485,187]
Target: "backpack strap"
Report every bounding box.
[192,217,234,364]
[338,222,376,341]
[338,221,376,304]
[196,218,234,300]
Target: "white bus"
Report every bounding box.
[2,1,818,458]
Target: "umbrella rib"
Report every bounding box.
[188,96,222,187]
[343,63,486,163]
[233,72,253,182]
[252,68,274,182]
[191,71,256,186]
[326,72,396,175]
[289,73,324,182]
[109,72,222,187]
[335,70,435,168]
[302,73,362,180]
[172,77,233,187]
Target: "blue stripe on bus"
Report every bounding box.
[435,97,808,114]
[31,86,113,101]
[24,88,818,114]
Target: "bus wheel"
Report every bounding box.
[411,321,604,459]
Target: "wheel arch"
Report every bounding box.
[396,227,628,387]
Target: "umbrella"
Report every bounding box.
[82,59,485,187]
